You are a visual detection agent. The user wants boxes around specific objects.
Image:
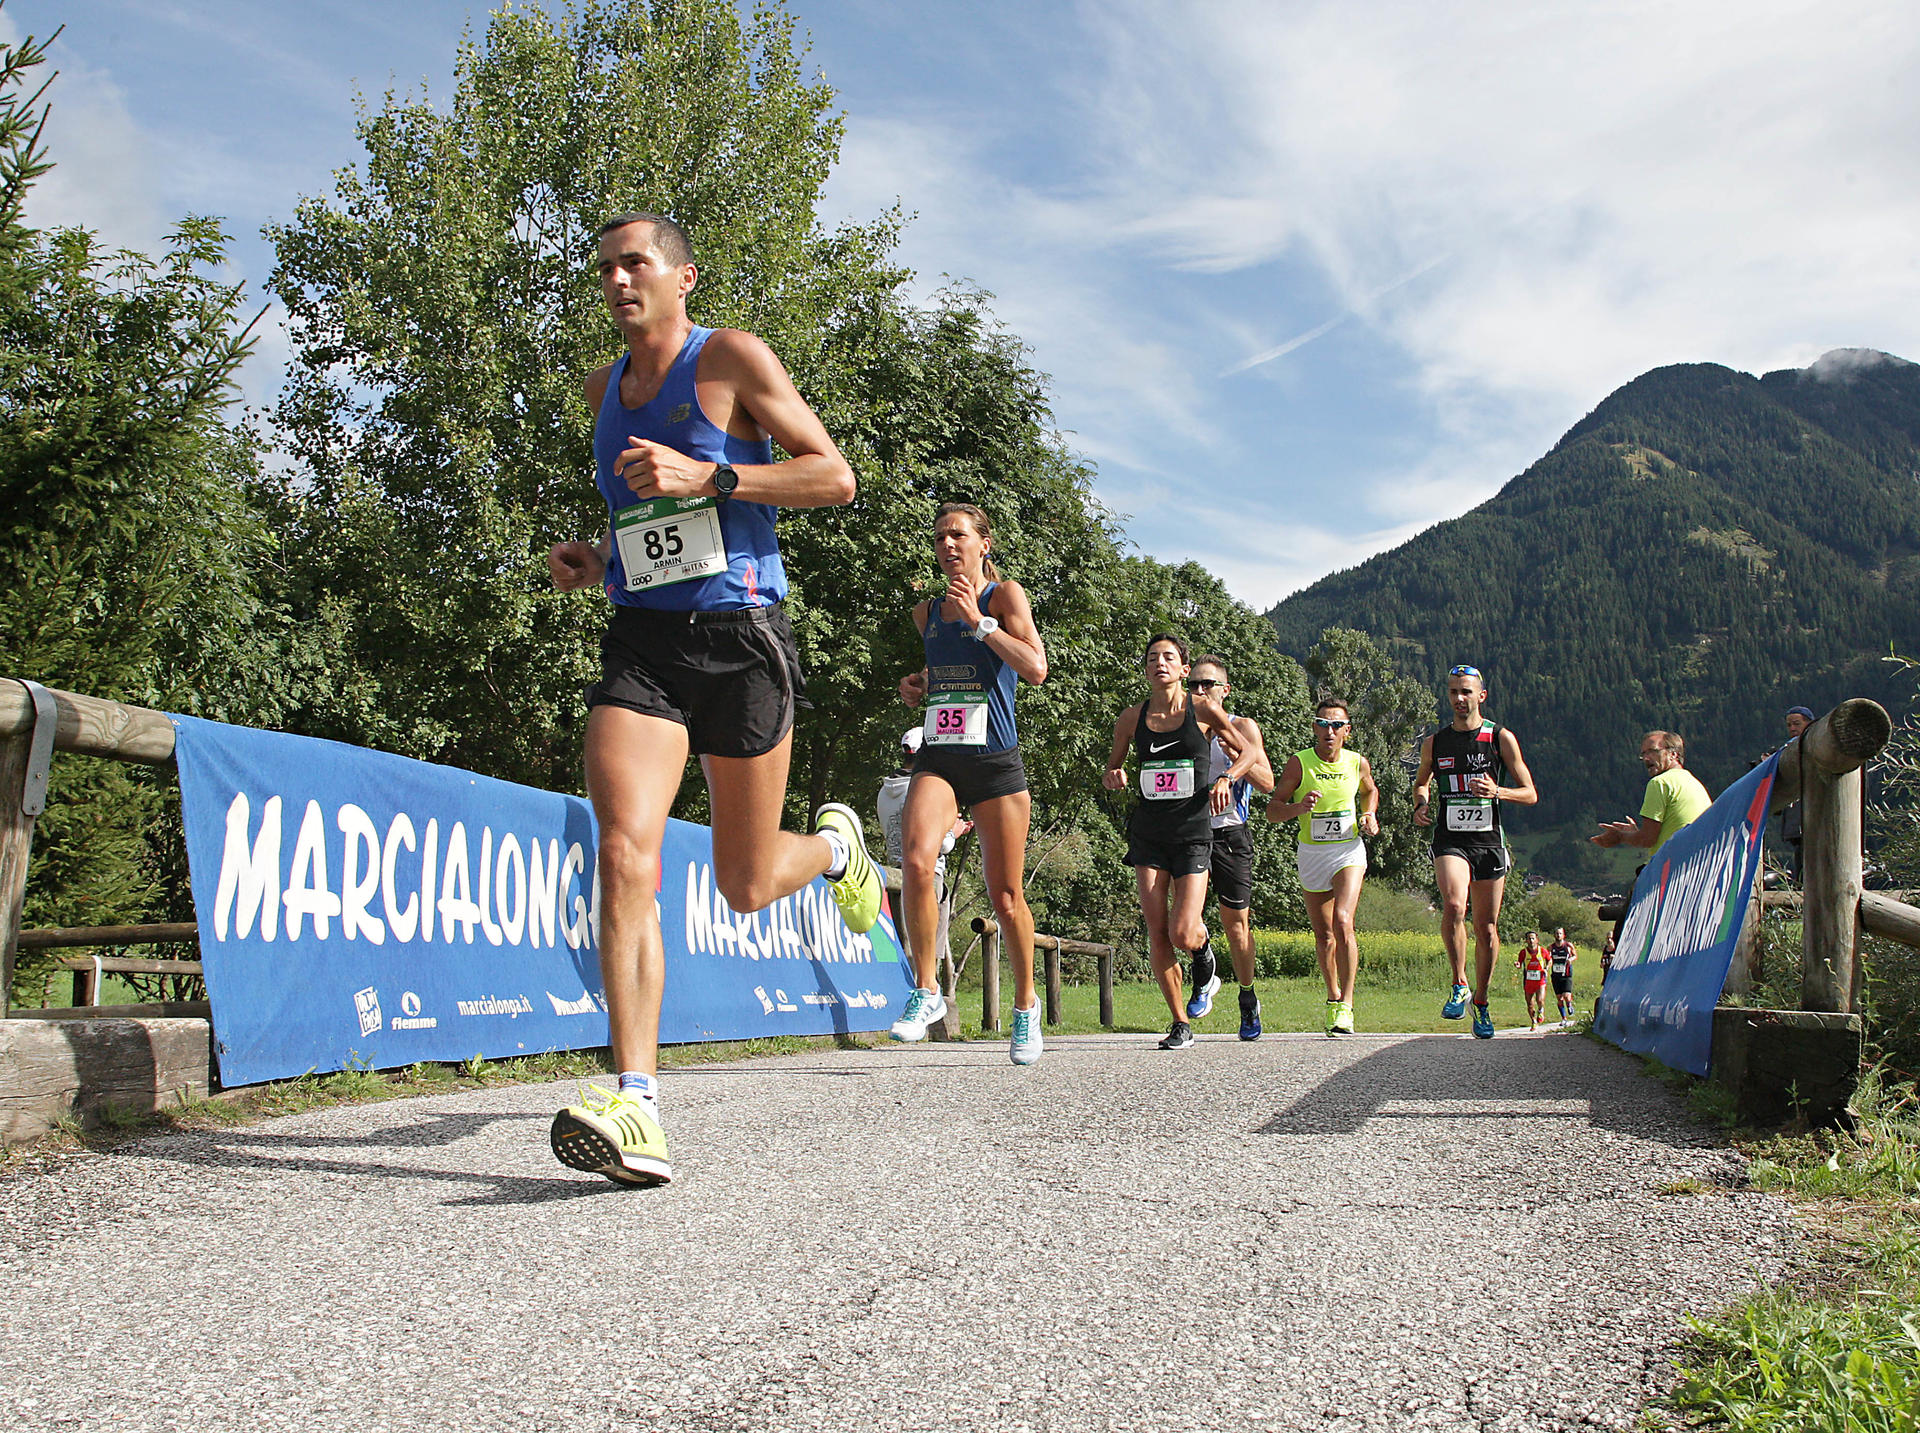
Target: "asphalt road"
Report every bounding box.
[1,1028,1791,1432]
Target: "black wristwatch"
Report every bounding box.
[711,463,739,501]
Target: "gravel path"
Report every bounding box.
[1,1028,1790,1432]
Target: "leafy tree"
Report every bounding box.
[0,13,286,995]
[262,0,902,792]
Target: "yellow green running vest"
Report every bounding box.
[1293,748,1363,845]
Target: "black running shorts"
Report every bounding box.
[910,744,1028,808]
[1430,841,1511,883]
[1550,971,1574,997]
[1125,830,1213,877]
[585,603,806,759]
[1209,822,1254,910]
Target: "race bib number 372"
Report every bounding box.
[614,495,726,591]
[1445,799,1494,834]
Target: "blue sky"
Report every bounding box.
[13,0,1920,610]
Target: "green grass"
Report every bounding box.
[959,932,1603,1037]
[1663,1067,1920,1431]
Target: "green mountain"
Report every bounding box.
[1265,349,1920,890]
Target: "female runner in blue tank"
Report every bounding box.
[890,503,1050,1064]
[1104,635,1246,1050]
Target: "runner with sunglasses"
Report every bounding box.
[1412,664,1538,1039]
[1105,635,1247,1050]
[1266,698,1379,1034]
[1190,656,1274,1040]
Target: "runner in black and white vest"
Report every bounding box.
[1104,635,1247,1051]
[1411,664,1538,1040]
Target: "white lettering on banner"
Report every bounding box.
[528,839,558,949]
[381,812,419,943]
[476,827,504,946]
[419,819,439,946]
[561,842,593,951]
[1614,823,1749,971]
[439,822,480,944]
[207,794,590,954]
[283,799,342,940]
[455,994,534,1018]
[496,833,527,946]
[337,804,385,944]
[214,792,282,941]
[680,861,875,965]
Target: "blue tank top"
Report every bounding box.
[920,584,1019,754]
[594,327,782,611]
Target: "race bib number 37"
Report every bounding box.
[615,496,725,591]
[1141,760,1196,801]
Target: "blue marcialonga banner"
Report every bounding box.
[1593,752,1778,1076]
[170,715,910,1086]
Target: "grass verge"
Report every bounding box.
[1658,1066,1920,1431]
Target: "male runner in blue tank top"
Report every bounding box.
[544,214,882,1186]
[1411,664,1537,1039]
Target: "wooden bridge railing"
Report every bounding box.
[1,682,199,1018]
[969,916,1116,1032]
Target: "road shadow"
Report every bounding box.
[102,1109,642,1206]
[1259,1033,1713,1149]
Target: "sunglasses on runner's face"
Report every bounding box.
[1313,717,1349,730]
[1188,679,1222,691]
[1448,665,1481,679]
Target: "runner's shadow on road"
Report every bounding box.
[107,1111,630,1206]
[1258,1035,1710,1148]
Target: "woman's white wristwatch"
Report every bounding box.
[971,616,1000,641]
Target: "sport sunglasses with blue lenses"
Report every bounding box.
[1313,717,1350,729]
[1447,665,1482,679]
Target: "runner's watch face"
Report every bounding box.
[971,615,1000,641]
[711,463,739,500]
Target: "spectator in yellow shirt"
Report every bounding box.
[1591,731,1713,853]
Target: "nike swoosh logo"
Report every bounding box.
[1149,741,1177,753]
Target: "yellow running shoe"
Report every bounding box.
[550,1086,672,1186]
[815,802,882,933]
[1332,1001,1355,1035]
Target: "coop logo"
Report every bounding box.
[455,994,535,1018]
[752,985,799,1014]
[391,989,437,1031]
[353,986,382,1037]
[546,989,604,1017]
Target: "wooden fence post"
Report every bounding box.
[0,732,34,1018]
[1792,703,1884,1013]
[974,916,1001,1032]
[1098,950,1114,1028]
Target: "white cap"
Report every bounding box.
[901,727,924,753]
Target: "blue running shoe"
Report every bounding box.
[1472,1002,1495,1039]
[1238,986,1262,1041]
[1442,983,1470,1020]
[1185,945,1221,1021]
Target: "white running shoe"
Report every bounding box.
[889,987,948,1042]
[1010,1002,1043,1066]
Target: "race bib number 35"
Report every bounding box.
[924,691,989,747]
[1309,810,1355,843]
[1141,760,1196,800]
[615,495,725,591]
[1445,799,1494,834]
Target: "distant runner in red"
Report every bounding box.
[1517,931,1549,1030]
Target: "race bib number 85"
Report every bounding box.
[615,495,725,591]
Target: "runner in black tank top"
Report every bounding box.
[1104,635,1247,1051]
[1411,665,1538,1040]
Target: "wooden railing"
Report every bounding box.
[1,683,199,1018]
[970,916,1116,1031]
